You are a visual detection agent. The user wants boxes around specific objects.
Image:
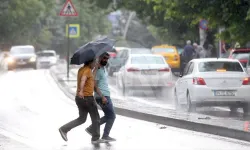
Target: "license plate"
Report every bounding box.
[214,90,236,96]
[141,70,157,75]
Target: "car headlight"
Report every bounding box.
[29,57,36,62]
[7,57,14,63]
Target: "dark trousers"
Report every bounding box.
[89,96,116,137]
[61,96,100,141]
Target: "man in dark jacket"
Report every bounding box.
[180,40,195,76]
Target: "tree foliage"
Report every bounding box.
[0,0,111,55]
[92,0,250,45]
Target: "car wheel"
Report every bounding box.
[174,89,181,110]
[33,64,37,70]
[121,79,129,97]
[229,106,238,114]
[116,75,122,94]
[154,87,163,98]
[172,72,179,77]
[186,92,196,112]
[243,104,250,116]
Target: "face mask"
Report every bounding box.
[100,61,107,66]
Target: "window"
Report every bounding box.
[183,62,191,75]
[37,52,55,57]
[131,48,152,54]
[10,47,35,54]
[116,51,124,58]
[122,50,128,58]
[187,62,194,74]
[198,61,243,72]
[131,56,165,64]
[152,48,175,53]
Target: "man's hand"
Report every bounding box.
[102,96,107,104]
[95,61,101,69]
[78,91,84,99]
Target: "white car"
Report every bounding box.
[116,54,172,96]
[174,58,250,114]
[36,50,57,69]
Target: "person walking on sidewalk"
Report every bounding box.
[59,59,103,144]
[85,52,116,142]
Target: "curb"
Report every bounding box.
[50,68,250,142]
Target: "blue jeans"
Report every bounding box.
[89,96,116,137]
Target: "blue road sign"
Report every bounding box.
[66,24,80,38]
[199,19,208,30]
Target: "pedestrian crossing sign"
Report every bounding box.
[66,24,80,38]
[59,0,78,16]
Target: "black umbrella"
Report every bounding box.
[70,37,116,65]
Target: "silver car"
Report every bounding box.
[174,58,250,114]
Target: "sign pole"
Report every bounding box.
[67,23,70,79]
[59,0,79,80]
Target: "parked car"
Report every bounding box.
[107,47,152,76]
[7,45,37,70]
[174,58,250,114]
[116,54,172,96]
[36,50,58,69]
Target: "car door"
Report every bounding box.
[178,62,192,103]
[181,62,194,102]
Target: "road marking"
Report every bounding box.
[0,129,43,150]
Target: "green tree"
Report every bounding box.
[92,0,250,46]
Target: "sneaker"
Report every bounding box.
[85,127,92,136]
[59,128,68,141]
[102,136,116,142]
[91,139,104,144]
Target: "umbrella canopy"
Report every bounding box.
[70,37,116,65]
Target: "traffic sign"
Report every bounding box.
[59,0,78,16]
[66,24,80,38]
[199,19,208,30]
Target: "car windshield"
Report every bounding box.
[198,61,243,72]
[37,52,55,57]
[130,48,151,54]
[152,48,175,53]
[131,56,165,64]
[177,48,184,54]
[10,47,34,54]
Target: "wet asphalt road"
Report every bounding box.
[69,66,249,121]
[0,69,250,149]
